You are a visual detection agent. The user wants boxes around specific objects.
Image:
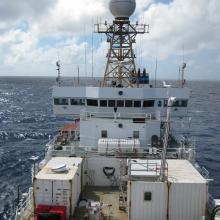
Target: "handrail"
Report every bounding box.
[50,139,195,160]
[127,160,168,179]
[15,187,33,219]
[129,161,161,174]
[80,110,160,121]
[46,134,59,147]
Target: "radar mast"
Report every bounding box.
[95,0,149,87]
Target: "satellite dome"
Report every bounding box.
[109,0,136,19]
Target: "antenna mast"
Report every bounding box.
[95,0,148,87]
[56,60,61,87]
[180,46,186,87]
[154,57,158,88]
[181,62,186,87]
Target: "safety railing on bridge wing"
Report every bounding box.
[80,110,161,121]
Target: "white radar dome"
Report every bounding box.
[109,0,136,19]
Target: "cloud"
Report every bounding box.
[140,0,220,59]
[33,0,110,37]
[0,0,220,79]
[0,0,56,21]
[217,55,220,64]
[135,0,153,14]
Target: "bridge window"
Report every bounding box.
[87,99,98,106]
[125,100,133,107]
[134,100,141,107]
[54,98,68,105]
[117,100,124,107]
[71,99,85,105]
[100,100,108,107]
[108,100,116,107]
[143,100,155,107]
[173,99,188,107]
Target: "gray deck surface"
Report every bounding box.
[73,186,128,220]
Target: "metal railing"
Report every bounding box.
[48,134,195,160]
[127,160,168,178]
[15,187,34,220]
[80,110,160,121]
[46,134,58,147]
[194,162,211,180]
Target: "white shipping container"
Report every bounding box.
[167,160,207,220]
[127,159,207,220]
[34,157,83,219]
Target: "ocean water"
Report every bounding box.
[0,77,219,219]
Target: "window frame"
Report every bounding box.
[87,99,98,106]
[134,100,141,108]
[143,100,155,107]
[108,100,116,107]
[125,100,133,107]
[70,98,85,105]
[101,130,108,138]
[116,100,124,107]
[100,100,108,107]
[54,98,69,105]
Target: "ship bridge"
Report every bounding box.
[52,85,190,117]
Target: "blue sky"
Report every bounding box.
[0,0,219,80]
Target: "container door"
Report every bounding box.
[52,180,71,218]
[169,183,207,220]
[34,179,53,205]
[128,181,167,220]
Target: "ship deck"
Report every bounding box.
[73,186,128,220]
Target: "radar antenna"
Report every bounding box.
[95,0,149,87]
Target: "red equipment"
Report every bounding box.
[34,205,66,220]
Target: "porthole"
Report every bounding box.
[118,91,123,96]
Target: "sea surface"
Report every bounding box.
[0,77,219,219]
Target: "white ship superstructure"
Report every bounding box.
[15,0,220,220]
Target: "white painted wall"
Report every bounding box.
[80,118,160,148]
[127,181,207,220]
[127,181,167,220]
[169,182,207,220]
[71,162,82,214]
[52,86,190,116]
[53,86,190,100]
[84,156,121,186]
[34,179,53,205]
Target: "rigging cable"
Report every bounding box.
[84,22,87,85]
[91,18,94,79]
